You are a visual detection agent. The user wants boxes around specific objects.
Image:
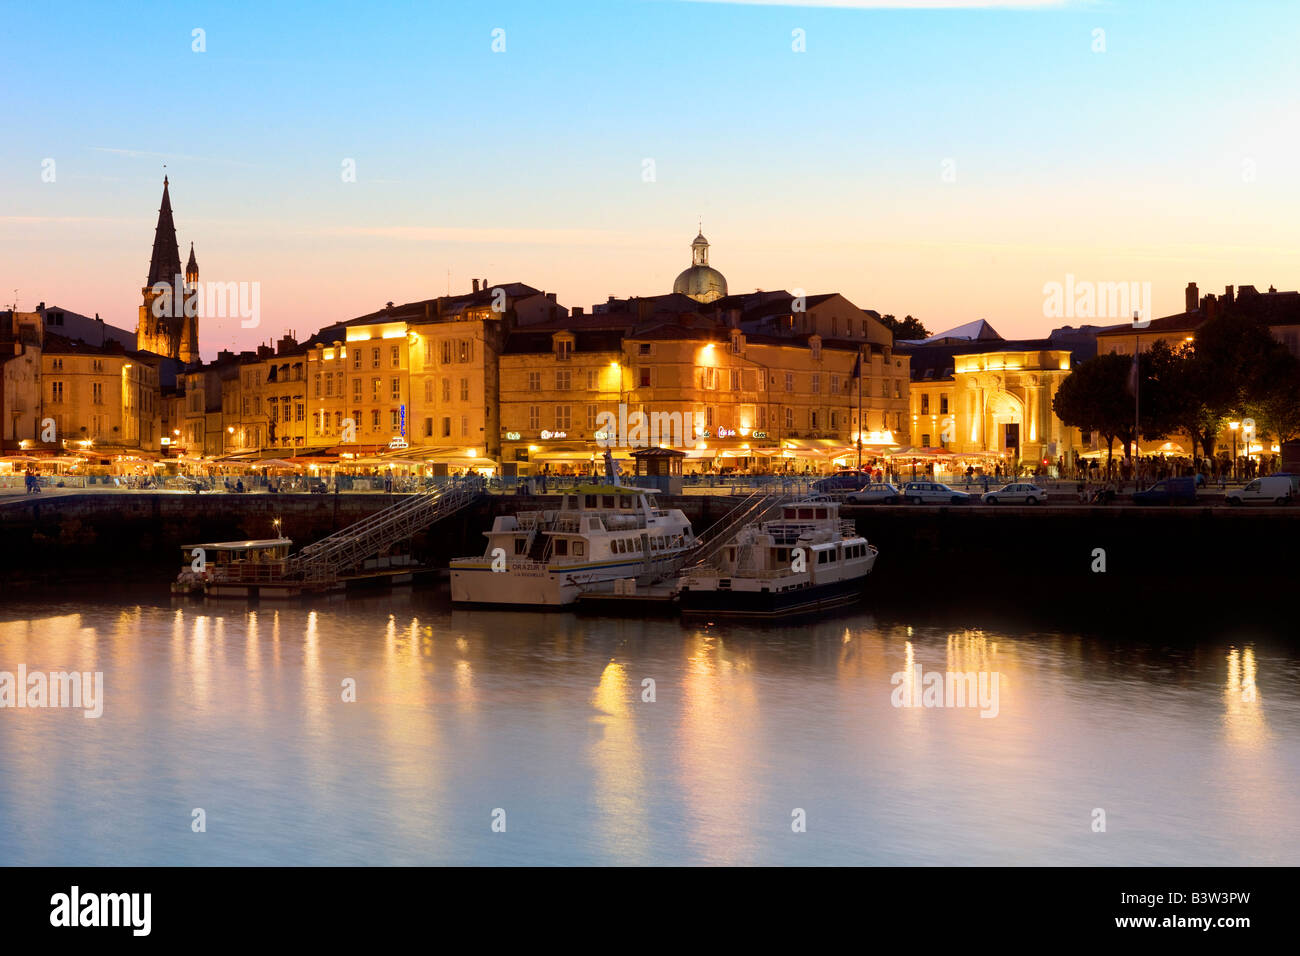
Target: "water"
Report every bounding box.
[1,589,1296,866]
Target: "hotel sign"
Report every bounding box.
[388,437,409,449]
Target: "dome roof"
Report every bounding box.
[672,229,727,302]
[673,265,728,303]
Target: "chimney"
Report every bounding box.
[1224,285,1234,306]
[472,279,479,293]
[572,306,584,317]
[1204,294,1218,322]
[1185,282,1198,313]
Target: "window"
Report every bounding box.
[441,417,451,437]
[784,372,794,392]
[527,372,541,392]
[812,373,821,394]
[940,395,949,414]
[528,406,540,430]
[391,378,401,400]
[830,411,839,429]
[639,368,651,388]
[556,339,573,360]
[296,403,305,422]
[372,348,380,369]
[784,407,793,429]
[441,378,451,402]
[586,369,598,391]
[371,409,380,429]
[461,415,468,437]
[441,340,452,365]
[921,394,930,414]
[51,381,64,402]
[556,370,571,391]
[638,343,651,355]
[894,380,901,399]
[830,375,840,394]
[391,409,400,429]
[922,433,931,447]
[92,382,103,404]
[325,375,334,397]
[458,340,472,363]
[391,345,400,368]
[460,378,469,401]
[353,378,362,401]
[372,377,381,400]
[352,350,361,369]
[51,358,63,371]
[701,367,716,389]
[424,378,433,403]
[314,374,321,398]
[555,406,571,430]
[730,369,741,390]
[587,405,598,429]
[423,417,433,437]
[810,410,819,430]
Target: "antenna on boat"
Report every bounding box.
[603,448,620,485]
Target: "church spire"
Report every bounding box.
[185,241,199,286]
[146,176,183,288]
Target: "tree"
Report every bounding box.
[1247,348,1300,445]
[1052,353,1136,469]
[878,314,930,341]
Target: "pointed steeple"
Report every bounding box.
[185,241,199,284]
[146,176,183,288]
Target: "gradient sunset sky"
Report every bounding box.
[3,0,1299,359]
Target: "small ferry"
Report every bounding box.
[449,464,698,607]
[172,538,422,599]
[676,498,877,621]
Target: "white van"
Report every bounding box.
[1225,475,1294,505]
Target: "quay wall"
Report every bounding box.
[1,493,1295,597]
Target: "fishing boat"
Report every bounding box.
[449,456,698,607]
[676,498,877,620]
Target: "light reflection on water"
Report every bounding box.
[0,592,1296,866]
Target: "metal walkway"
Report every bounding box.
[684,491,790,571]
[287,478,483,582]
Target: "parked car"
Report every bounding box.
[1225,475,1294,505]
[1132,476,1198,505]
[844,482,901,505]
[901,481,971,505]
[981,482,1048,505]
[813,472,873,495]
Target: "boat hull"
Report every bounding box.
[679,571,870,621]
[450,552,693,607]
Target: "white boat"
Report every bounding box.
[677,498,877,620]
[449,481,698,607]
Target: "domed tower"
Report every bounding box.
[673,230,728,303]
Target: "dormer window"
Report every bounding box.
[809,335,822,360]
[730,330,743,354]
[553,333,574,360]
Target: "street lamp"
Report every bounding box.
[1229,420,1240,480]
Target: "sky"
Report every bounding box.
[3,0,1299,359]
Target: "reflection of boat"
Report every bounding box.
[449,485,698,607]
[172,538,423,599]
[677,498,877,621]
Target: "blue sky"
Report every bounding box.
[3,0,1298,355]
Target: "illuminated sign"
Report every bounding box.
[717,427,736,438]
[506,431,521,441]
[388,437,409,449]
[539,430,567,440]
[752,431,769,439]
[400,404,407,437]
[593,430,608,441]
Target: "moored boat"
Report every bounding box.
[449,482,698,607]
[676,498,877,621]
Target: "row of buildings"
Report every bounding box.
[5,179,1300,476]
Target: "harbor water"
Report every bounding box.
[1,587,1297,866]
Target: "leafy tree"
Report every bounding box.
[878,314,930,340]
[1052,352,1136,467]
